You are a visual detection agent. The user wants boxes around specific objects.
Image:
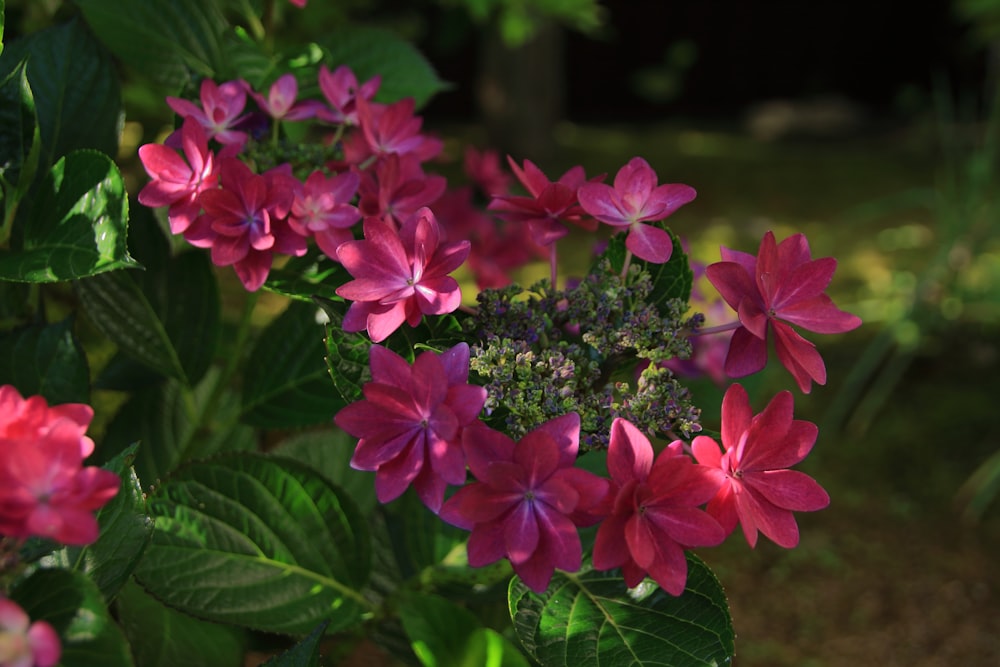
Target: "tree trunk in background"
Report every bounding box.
[476,21,565,163]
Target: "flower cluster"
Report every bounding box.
[0,597,59,667]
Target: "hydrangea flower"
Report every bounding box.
[593,418,725,595]
[166,78,248,147]
[705,231,862,392]
[287,169,361,260]
[0,597,60,667]
[336,207,470,342]
[577,156,696,263]
[440,413,609,593]
[243,73,322,122]
[0,386,119,546]
[316,64,380,126]
[692,384,829,548]
[334,343,487,511]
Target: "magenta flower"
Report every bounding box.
[577,157,696,263]
[705,231,862,392]
[166,79,249,147]
[335,207,470,342]
[354,96,442,162]
[137,119,221,234]
[463,146,511,197]
[488,157,599,246]
[0,597,60,667]
[592,418,725,595]
[243,74,322,122]
[356,154,446,227]
[692,384,829,548]
[287,169,361,260]
[316,64,380,126]
[440,414,610,593]
[334,343,487,511]
[185,159,307,291]
[0,386,119,546]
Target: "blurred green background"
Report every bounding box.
[7,0,1000,664]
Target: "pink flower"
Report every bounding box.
[137,119,221,234]
[356,154,446,227]
[353,96,442,162]
[0,597,60,667]
[463,146,511,198]
[287,169,361,260]
[288,0,307,8]
[335,207,470,342]
[185,159,307,291]
[488,157,599,246]
[440,414,610,593]
[316,64,380,126]
[692,384,829,548]
[0,386,119,546]
[243,74,322,122]
[334,343,487,511]
[166,79,249,147]
[705,231,862,392]
[593,418,725,595]
[577,157,696,263]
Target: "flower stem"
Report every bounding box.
[691,320,742,336]
[620,249,633,281]
[549,243,559,290]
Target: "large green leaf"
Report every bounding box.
[42,444,155,603]
[318,26,450,107]
[0,18,121,168]
[0,150,137,281]
[0,316,90,404]
[398,592,530,667]
[260,622,328,667]
[263,249,350,304]
[0,61,41,213]
[241,300,341,428]
[509,556,734,667]
[76,0,228,91]
[10,568,135,667]
[320,298,370,415]
[135,453,372,635]
[76,247,219,385]
[99,370,256,487]
[117,578,246,667]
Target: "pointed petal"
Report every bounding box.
[723,326,768,378]
[625,223,673,263]
[747,469,830,512]
[607,418,653,484]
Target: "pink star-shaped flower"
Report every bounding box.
[705,231,862,392]
[440,413,610,593]
[315,64,380,126]
[692,383,830,548]
[166,79,249,148]
[335,207,470,342]
[243,74,323,122]
[287,169,361,260]
[593,418,725,595]
[334,343,486,511]
[577,156,696,263]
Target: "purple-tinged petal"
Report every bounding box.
[467,520,508,567]
[625,223,673,263]
[504,501,539,564]
[723,326,768,378]
[705,261,758,313]
[772,320,826,392]
[779,295,863,334]
[462,424,516,480]
[374,440,424,503]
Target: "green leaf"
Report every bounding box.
[271,429,377,515]
[10,568,135,667]
[42,444,155,603]
[0,18,121,168]
[509,555,734,667]
[0,61,41,213]
[76,247,219,385]
[382,491,469,582]
[318,26,450,107]
[135,453,372,635]
[319,298,370,414]
[99,370,256,487]
[117,578,246,667]
[0,316,90,404]
[260,621,328,667]
[76,0,228,91]
[0,150,137,281]
[263,249,350,303]
[241,300,340,428]
[398,592,530,667]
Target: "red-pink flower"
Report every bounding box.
[334,343,487,511]
[440,414,610,593]
[488,157,600,246]
[593,418,724,595]
[692,384,829,548]
[0,597,60,667]
[0,386,119,546]
[166,79,249,147]
[185,159,307,291]
[577,157,696,264]
[287,169,361,260]
[353,96,442,162]
[464,146,511,198]
[243,74,322,122]
[316,64,380,126]
[356,154,446,227]
[705,231,862,392]
[335,207,470,342]
[137,119,221,234]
